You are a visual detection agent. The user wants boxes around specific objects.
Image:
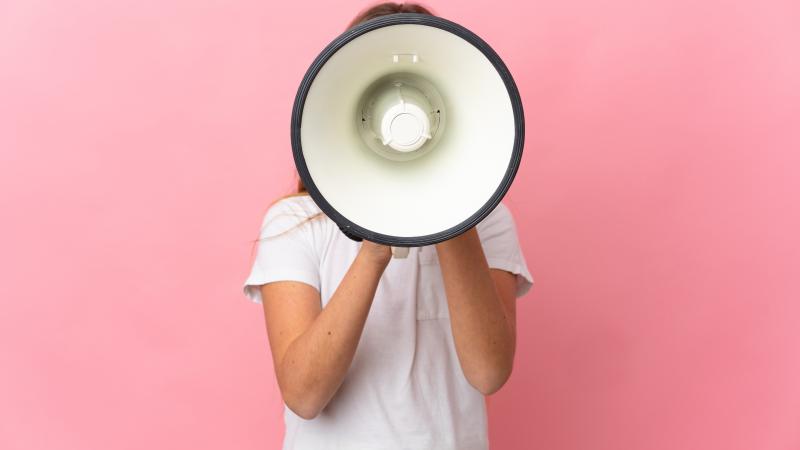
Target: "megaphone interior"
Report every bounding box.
[291,13,524,247]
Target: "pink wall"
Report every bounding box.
[1,1,798,449]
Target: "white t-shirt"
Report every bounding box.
[243,195,534,450]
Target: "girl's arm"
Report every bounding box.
[259,241,391,420]
[435,227,518,395]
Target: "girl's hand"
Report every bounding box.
[358,240,392,267]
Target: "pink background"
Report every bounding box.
[2,0,799,449]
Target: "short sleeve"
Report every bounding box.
[475,202,534,298]
[242,198,322,304]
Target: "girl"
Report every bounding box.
[243,3,533,449]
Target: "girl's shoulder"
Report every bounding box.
[268,194,322,217]
[259,194,328,238]
[476,201,515,231]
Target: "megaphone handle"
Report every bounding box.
[391,246,409,259]
[338,226,408,258]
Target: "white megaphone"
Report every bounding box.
[291,13,524,258]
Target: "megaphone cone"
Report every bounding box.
[292,13,524,247]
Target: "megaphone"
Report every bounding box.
[291,13,524,254]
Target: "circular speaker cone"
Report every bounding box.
[291,13,524,246]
